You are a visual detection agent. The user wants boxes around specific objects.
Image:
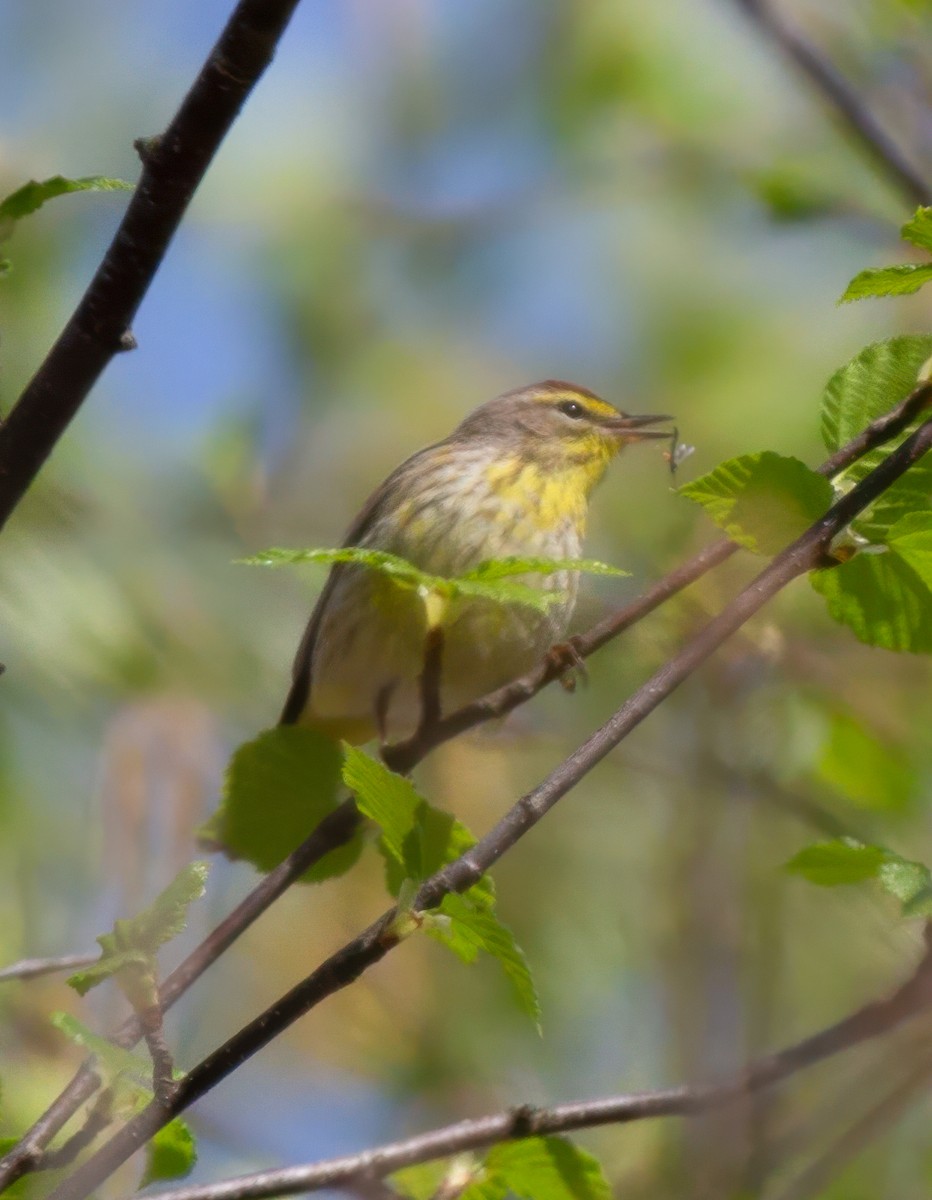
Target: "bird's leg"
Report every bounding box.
[415,625,446,736]
[547,635,588,693]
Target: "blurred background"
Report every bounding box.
[1,1,932,1196]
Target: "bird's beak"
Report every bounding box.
[603,412,674,442]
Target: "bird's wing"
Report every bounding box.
[277,442,440,726]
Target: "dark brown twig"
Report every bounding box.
[735,0,931,208]
[0,0,304,533]
[44,418,932,1200]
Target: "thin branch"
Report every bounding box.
[0,0,304,533]
[38,1091,115,1174]
[0,954,98,984]
[4,382,928,1193]
[45,418,932,1200]
[735,0,931,208]
[142,940,932,1200]
[769,1043,932,1200]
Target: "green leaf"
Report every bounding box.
[342,745,424,872]
[784,839,889,886]
[902,206,932,253]
[679,452,833,554]
[342,749,535,1025]
[50,1013,152,1089]
[462,557,628,582]
[462,1138,612,1200]
[141,1118,197,1187]
[810,549,932,653]
[243,547,626,619]
[343,748,494,908]
[0,175,133,235]
[785,839,932,914]
[889,512,932,588]
[817,711,915,811]
[821,336,932,454]
[431,894,542,1031]
[200,727,360,883]
[839,264,932,303]
[68,862,209,996]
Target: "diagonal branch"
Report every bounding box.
[735,0,931,208]
[3,381,928,1193]
[45,416,932,1200]
[97,933,932,1200]
[0,0,304,534]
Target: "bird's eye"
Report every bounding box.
[558,400,585,419]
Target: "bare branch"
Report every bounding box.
[735,0,931,207]
[44,417,932,1200]
[0,0,304,533]
[0,955,98,984]
[135,941,932,1200]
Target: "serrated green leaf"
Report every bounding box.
[67,863,209,996]
[0,175,133,233]
[462,557,628,582]
[343,748,494,908]
[810,550,932,653]
[51,1013,152,1089]
[431,894,542,1031]
[785,839,888,886]
[342,745,423,870]
[243,546,437,587]
[680,452,832,554]
[821,336,932,454]
[243,547,624,618]
[141,1118,197,1187]
[902,206,932,253]
[817,711,915,811]
[200,727,359,883]
[888,512,932,588]
[462,1138,612,1200]
[839,264,932,303]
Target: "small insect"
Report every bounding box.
[663,426,695,475]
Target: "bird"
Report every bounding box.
[279,380,672,744]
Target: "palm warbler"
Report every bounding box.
[280,381,671,742]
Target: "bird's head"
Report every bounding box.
[455,380,672,479]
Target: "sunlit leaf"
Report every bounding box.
[810,548,932,653]
[786,839,932,914]
[0,175,133,236]
[462,557,628,582]
[821,336,932,454]
[461,1137,612,1200]
[51,1013,152,1089]
[902,206,932,253]
[141,1119,197,1187]
[679,452,832,554]
[431,894,542,1031]
[243,547,626,618]
[839,264,932,303]
[67,862,209,996]
[200,728,360,883]
[785,839,888,886]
